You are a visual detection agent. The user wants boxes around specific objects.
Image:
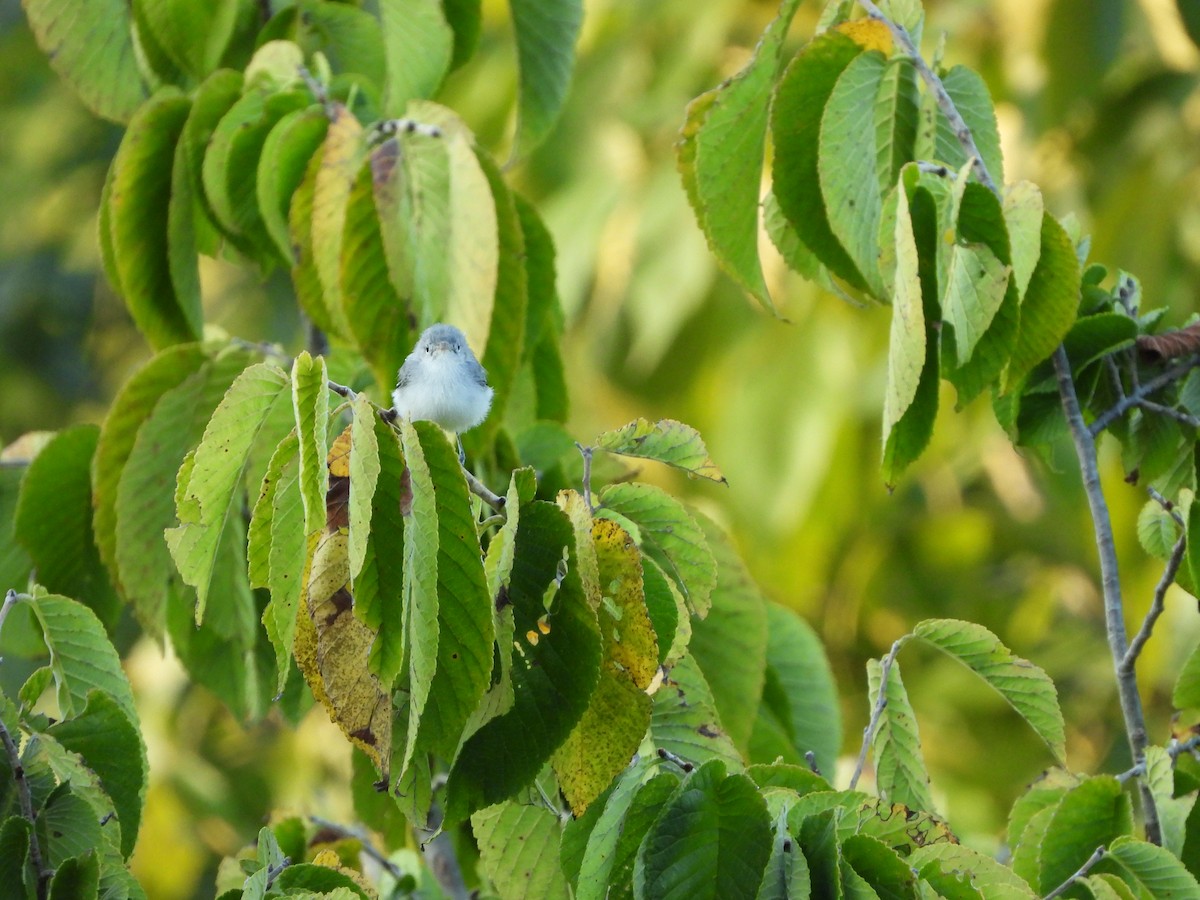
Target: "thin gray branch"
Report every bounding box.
[1089,355,1200,436]
[0,719,50,898]
[1147,486,1185,527]
[1122,534,1186,674]
[856,0,998,193]
[309,816,403,881]
[264,857,291,890]
[1053,346,1161,845]
[1139,399,1200,430]
[416,804,468,900]
[1042,846,1106,900]
[1169,734,1200,762]
[849,638,906,790]
[576,443,595,511]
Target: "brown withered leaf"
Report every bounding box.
[1137,323,1200,361]
[293,427,392,776]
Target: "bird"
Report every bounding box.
[391,324,493,439]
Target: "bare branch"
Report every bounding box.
[1139,399,1200,430]
[1043,846,1106,900]
[1089,355,1200,436]
[1122,534,1186,674]
[576,443,595,511]
[1054,346,1161,844]
[309,815,403,881]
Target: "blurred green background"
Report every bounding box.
[4,0,1200,894]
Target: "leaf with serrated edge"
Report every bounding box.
[165,363,292,622]
[1144,746,1195,857]
[311,105,365,337]
[595,482,716,617]
[912,618,1066,763]
[942,242,1011,367]
[884,181,926,441]
[23,0,148,122]
[677,0,802,311]
[292,352,330,536]
[380,0,453,115]
[508,0,583,158]
[348,395,380,582]
[1004,181,1044,300]
[652,654,743,770]
[595,418,726,483]
[1098,834,1200,896]
[473,798,569,899]
[868,654,935,811]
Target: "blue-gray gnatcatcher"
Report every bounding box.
[391,324,493,434]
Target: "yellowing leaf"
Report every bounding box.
[834,19,893,55]
[594,418,726,484]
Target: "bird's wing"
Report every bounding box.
[396,355,418,389]
[468,357,489,387]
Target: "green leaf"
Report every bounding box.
[473,799,570,900]
[909,844,1037,898]
[651,655,743,770]
[133,0,243,81]
[1097,834,1200,897]
[596,483,716,617]
[292,352,331,537]
[290,144,342,336]
[346,395,380,583]
[444,0,482,68]
[202,89,309,265]
[180,70,246,253]
[760,602,842,777]
[566,761,655,900]
[396,418,440,773]
[603,773,683,899]
[107,89,202,349]
[841,833,918,897]
[311,105,366,339]
[291,0,386,90]
[115,350,250,636]
[1174,638,1200,710]
[342,155,414,394]
[883,178,927,444]
[1003,182,1044,300]
[771,30,866,290]
[1037,778,1133,895]
[253,432,306,693]
[595,419,727,484]
[0,816,34,900]
[352,418,406,687]
[922,65,1005,187]
[634,759,772,900]
[14,427,119,630]
[93,344,207,588]
[508,0,583,157]
[868,655,934,812]
[942,241,1010,368]
[380,0,453,114]
[1138,499,1181,562]
[444,500,601,822]
[1004,213,1082,392]
[820,50,890,298]
[48,850,98,900]
[882,184,940,485]
[15,592,137,726]
[22,0,148,122]
[1144,746,1195,858]
[47,691,146,859]
[166,363,292,622]
[874,57,920,192]
[912,618,1066,763]
[408,421,494,761]
[688,518,767,754]
[472,149,527,449]
[677,0,802,311]
[256,106,329,263]
[756,805,811,900]
[1063,314,1137,374]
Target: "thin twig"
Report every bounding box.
[657,748,694,773]
[1138,399,1200,430]
[0,720,50,898]
[0,590,22,639]
[856,0,998,193]
[1169,734,1200,762]
[849,638,906,790]
[309,816,403,881]
[264,857,291,890]
[1089,355,1200,436]
[1054,346,1161,844]
[1147,486,1185,527]
[1116,760,1146,784]
[1043,846,1106,899]
[1104,357,1127,402]
[1122,534,1186,674]
[299,65,334,117]
[804,751,822,777]
[416,803,468,900]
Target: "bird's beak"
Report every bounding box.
[434,341,452,353]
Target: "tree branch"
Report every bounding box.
[1122,534,1186,674]
[855,0,998,193]
[1089,355,1200,437]
[849,638,905,791]
[1138,399,1200,430]
[1053,346,1161,844]
[0,719,50,898]
[309,816,403,882]
[416,804,468,900]
[1043,846,1106,900]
